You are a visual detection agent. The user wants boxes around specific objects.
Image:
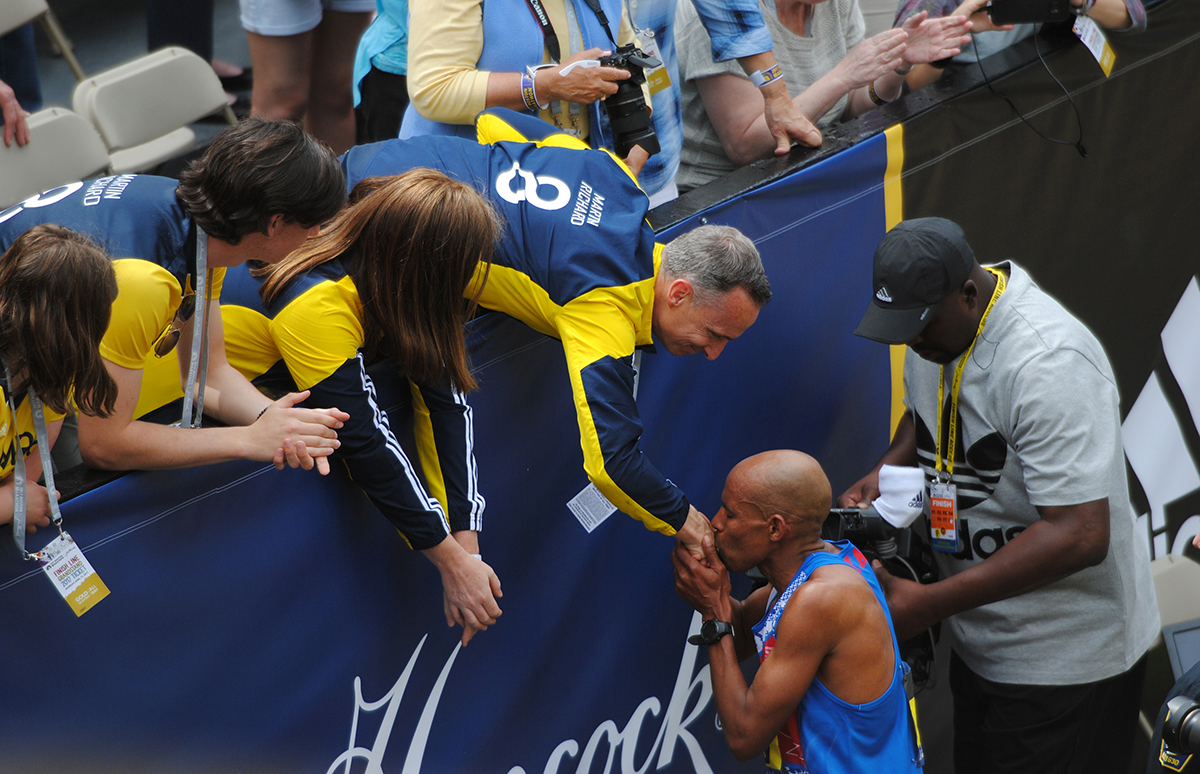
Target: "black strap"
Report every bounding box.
[578,0,618,47]
[523,0,562,63]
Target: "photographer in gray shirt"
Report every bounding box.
[840,217,1158,774]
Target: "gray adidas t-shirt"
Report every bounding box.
[903,261,1159,685]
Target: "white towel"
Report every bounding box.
[873,465,926,529]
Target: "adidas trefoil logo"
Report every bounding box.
[876,286,893,303]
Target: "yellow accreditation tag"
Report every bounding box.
[929,481,960,554]
[1073,16,1115,77]
[38,532,110,616]
[646,65,671,97]
[635,28,671,97]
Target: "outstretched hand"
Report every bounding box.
[425,537,503,646]
[255,390,348,475]
[840,29,909,88]
[675,505,713,562]
[900,11,973,64]
[0,78,30,148]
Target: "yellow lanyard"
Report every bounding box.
[934,268,1007,480]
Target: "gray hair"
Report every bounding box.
[662,225,771,308]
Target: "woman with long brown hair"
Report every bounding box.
[217,168,504,645]
[0,224,118,532]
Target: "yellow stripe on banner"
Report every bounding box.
[883,123,904,230]
[890,344,907,439]
[883,123,908,439]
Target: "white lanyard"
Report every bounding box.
[4,358,63,560]
[181,230,211,428]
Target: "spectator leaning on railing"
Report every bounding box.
[0,225,117,532]
[0,119,350,477]
[673,0,970,192]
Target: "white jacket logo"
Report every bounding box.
[496,161,570,211]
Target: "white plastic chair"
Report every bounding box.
[72,47,237,175]
[0,108,110,210]
[0,0,86,81]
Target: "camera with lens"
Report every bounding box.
[1159,695,1200,771]
[599,43,661,158]
[824,506,937,584]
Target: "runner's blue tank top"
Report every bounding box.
[752,540,923,774]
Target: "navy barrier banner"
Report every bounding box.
[0,135,895,770]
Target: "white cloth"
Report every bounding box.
[874,464,925,528]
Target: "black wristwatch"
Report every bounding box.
[688,619,733,646]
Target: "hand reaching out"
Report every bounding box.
[0,78,30,148]
[900,11,973,64]
[254,390,348,475]
[839,29,909,89]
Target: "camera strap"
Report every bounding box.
[180,230,211,429]
[578,0,618,48]
[523,0,562,63]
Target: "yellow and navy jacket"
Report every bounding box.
[341,108,689,535]
[215,258,478,550]
[0,175,224,419]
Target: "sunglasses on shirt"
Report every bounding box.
[152,292,197,358]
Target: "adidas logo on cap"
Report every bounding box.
[876,287,893,303]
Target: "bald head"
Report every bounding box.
[729,450,832,536]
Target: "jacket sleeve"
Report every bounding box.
[409,379,486,534]
[689,0,774,62]
[558,303,690,535]
[304,355,452,550]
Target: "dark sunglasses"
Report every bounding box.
[152,292,197,358]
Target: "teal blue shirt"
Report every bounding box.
[352,0,409,106]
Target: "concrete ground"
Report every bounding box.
[32,0,249,150]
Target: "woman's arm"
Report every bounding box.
[408,0,630,125]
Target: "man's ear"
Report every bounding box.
[961,278,980,311]
[667,278,693,307]
[265,213,286,237]
[767,513,787,542]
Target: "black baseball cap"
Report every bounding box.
[854,218,975,344]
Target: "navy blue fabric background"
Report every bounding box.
[0,134,893,772]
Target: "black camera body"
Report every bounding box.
[599,44,661,158]
[824,507,937,585]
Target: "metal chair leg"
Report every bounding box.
[38,8,86,82]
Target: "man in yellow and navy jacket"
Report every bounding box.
[341,108,771,551]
